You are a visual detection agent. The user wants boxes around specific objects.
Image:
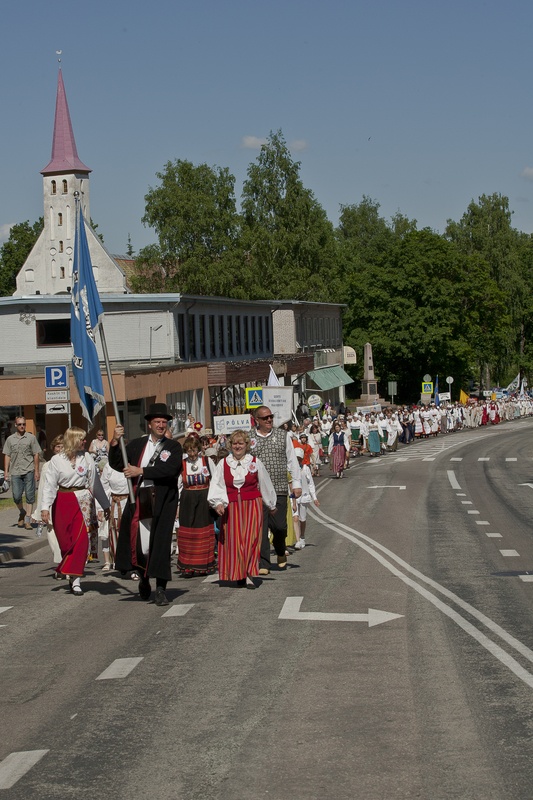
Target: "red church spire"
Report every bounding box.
[41,69,91,175]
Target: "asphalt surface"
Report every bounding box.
[2,420,533,799]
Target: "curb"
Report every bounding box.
[0,537,48,564]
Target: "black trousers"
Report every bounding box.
[260,495,288,568]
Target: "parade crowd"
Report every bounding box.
[2,394,532,604]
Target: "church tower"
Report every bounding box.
[15,69,128,296]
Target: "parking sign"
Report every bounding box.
[45,365,68,389]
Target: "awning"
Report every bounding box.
[306,365,354,391]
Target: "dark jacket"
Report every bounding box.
[110,436,182,580]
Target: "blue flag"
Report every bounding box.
[435,375,440,407]
[71,202,105,426]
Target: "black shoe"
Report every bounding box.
[154,587,169,606]
[138,577,151,600]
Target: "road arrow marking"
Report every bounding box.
[519,484,533,489]
[278,597,403,627]
[367,485,406,490]
[0,607,13,615]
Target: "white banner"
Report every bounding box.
[438,392,451,401]
[263,386,294,426]
[213,414,252,435]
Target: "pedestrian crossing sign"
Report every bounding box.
[245,387,263,407]
[422,382,433,394]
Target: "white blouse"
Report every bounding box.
[208,454,277,511]
[42,452,110,512]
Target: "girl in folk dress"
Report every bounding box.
[177,435,217,578]
[208,430,276,587]
[328,421,349,478]
[41,427,109,596]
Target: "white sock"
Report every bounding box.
[72,577,81,589]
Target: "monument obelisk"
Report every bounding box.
[358,342,385,406]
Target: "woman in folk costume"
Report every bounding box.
[208,429,276,587]
[328,420,349,478]
[99,462,129,573]
[32,434,64,574]
[386,413,403,452]
[177,435,217,578]
[41,427,110,596]
[110,404,183,606]
[367,415,381,457]
[413,407,423,438]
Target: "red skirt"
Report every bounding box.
[177,487,216,574]
[218,495,262,581]
[53,492,90,578]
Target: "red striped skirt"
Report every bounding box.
[177,487,216,574]
[218,495,263,581]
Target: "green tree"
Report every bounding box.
[445,193,523,386]
[0,218,43,296]
[240,130,338,300]
[133,160,244,296]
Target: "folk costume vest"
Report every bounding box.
[224,457,261,502]
[253,429,287,494]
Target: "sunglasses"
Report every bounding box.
[257,414,274,421]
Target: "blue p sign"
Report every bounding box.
[45,365,68,388]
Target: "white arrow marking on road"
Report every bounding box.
[519,484,533,489]
[0,607,13,614]
[278,597,403,627]
[367,485,406,491]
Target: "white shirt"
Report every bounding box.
[208,454,277,511]
[42,452,109,512]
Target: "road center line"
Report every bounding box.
[447,470,462,490]
[95,657,143,680]
[309,506,533,687]
[162,604,195,617]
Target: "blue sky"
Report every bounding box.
[2,0,533,255]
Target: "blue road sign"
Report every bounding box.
[45,365,68,389]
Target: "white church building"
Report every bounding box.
[15,69,128,297]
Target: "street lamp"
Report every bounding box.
[149,324,162,365]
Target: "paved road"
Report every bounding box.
[1,421,533,799]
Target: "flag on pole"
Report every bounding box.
[71,200,105,426]
[434,375,440,407]
[459,389,469,405]
[505,373,520,394]
[267,364,281,387]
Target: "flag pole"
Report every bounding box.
[72,192,135,504]
[98,325,135,504]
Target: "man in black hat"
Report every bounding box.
[109,403,182,606]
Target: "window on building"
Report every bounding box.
[60,267,65,279]
[51,180,57,195]
[58,213,63,226]
[218,315,224,357]
[25,269,35,283]
[36,319,70,347]
[226,316,233,356]
[59,241,64,253]
[188,315,195,359]
[209,315,216,358]
[198,315,206,360]
[177,313,186,359]
[62,179,68,194]
[235,316,241,355]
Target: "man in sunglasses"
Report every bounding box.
[252,406,301,574]
[2,416,42,529]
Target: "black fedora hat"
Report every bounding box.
[144,403,172,422]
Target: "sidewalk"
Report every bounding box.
[0,503,48,564]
